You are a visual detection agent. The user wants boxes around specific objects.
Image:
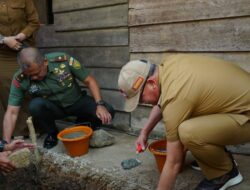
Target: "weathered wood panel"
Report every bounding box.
[36,26,128,47]
[55,4,128,31]
[90,68,120,90]
[34,0,48,24]
[129,0,250,26]
[102,90,125,111]
[130,17,250,52]
[112,111,131,130]
[131,52,250,72]
[53,0,127,13]
[131,105,165,136]
[40,47,129,68]
[83,89,125,111]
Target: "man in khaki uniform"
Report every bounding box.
[118,54,250,190]
[0,0,40,136]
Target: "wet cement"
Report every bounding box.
[62,131,86,139]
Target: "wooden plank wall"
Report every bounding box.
[129,0,250,133]
[35,0,250,133]
[36,0,130,127]
[34,0,48,24]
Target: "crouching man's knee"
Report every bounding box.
[29,97,48,116]
[178,121,196,146]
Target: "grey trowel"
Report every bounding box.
[121,144,143,170]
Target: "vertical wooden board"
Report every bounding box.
[36,26,128,47]
[129,0,250,26]
[53,0,127,12]
[90,68,120,90]
[40,47,129,68]
[54,4,128,31]
[130,17,250,52]
[131,53,250,72]
[34,0,48,24]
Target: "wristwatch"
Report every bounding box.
[0,140,8,152]
[0,34,5,44]
[96,100,105,106]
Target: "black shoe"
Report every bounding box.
[195,164,243,190]
[43,133,58,149]
[191,160,202,171]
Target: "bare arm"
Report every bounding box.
[83,75,111,124]
[136,105,162,150]
[3,106,20,143]
[157,140,185,190]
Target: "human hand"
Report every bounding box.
[4,139,35,152]
[0,151,15,174]
[135,131,148,153]
[96,105,112,125]
[15,33,26,41]
[3,36,22,50]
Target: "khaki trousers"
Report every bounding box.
[178,114,250,179]
[0,50,30,137]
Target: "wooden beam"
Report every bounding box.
[37,25,128,47]
[54,4,128,31]
[130,17,250,52]
[53,0,127,13]
[40,47,129,68]
[129,0,250,26]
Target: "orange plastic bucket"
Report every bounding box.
[148,139,167,172]
[57,126,93,157]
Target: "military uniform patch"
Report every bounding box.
[50,55,67,62]
[60,64,66,69]
[72,59,81,69]
[15,73,26,82]
[12,80,20,88]
[54,68,59,74]
[69,57,74,66]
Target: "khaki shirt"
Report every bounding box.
[8,52,90,107]
[0,0,39,46]
[159,54,250,141]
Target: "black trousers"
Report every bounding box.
[28,95,115,135]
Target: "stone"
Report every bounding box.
[121,158,141,170]
[89,129,115,148]
[8,148,31,168]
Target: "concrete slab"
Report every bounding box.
[34,129,250,190]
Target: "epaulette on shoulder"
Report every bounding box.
[49,55,68,62]
[15,72,26,82]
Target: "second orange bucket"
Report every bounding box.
[148,139,167,172]
[57,126,93,157]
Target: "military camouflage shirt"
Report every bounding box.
[9,52,90,107]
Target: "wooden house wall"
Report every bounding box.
[34,0,250,133]
[129,0,250,133]
[36,0,130,128]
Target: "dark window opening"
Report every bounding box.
[47,0,54,24]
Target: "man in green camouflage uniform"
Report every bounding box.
[3,47,115,149]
